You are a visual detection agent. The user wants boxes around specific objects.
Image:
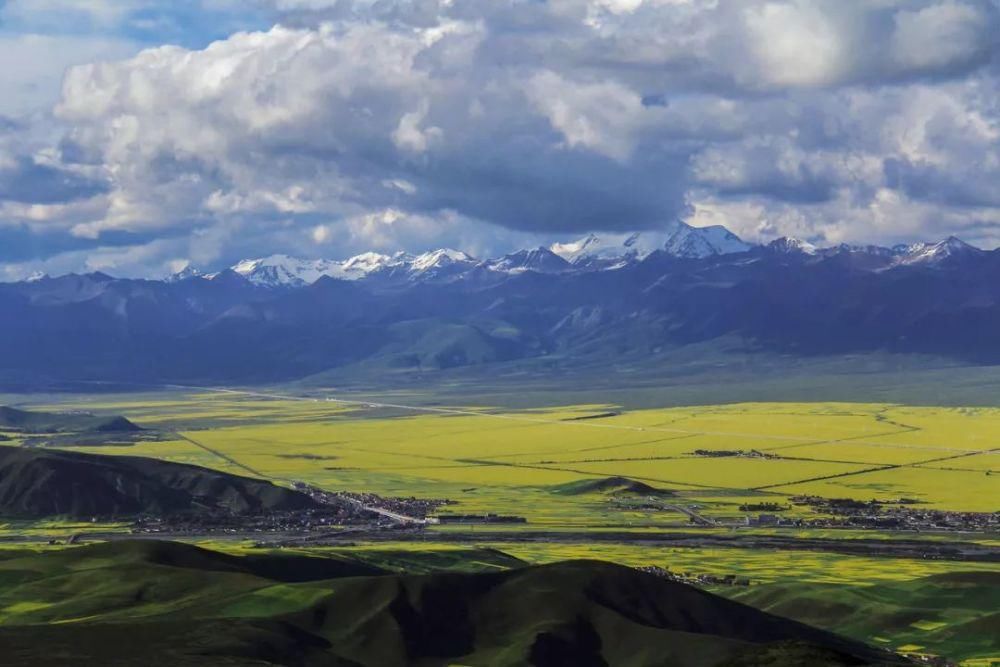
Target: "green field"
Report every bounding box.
[1,389,998,664]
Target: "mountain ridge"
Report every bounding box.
[157,222,993,289]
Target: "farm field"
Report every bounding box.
[13,390,994,519]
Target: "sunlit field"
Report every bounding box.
[10,391,997,523]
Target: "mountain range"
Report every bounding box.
[3,221,1000,385]
[162,221,979,289]
[171,222,756,287]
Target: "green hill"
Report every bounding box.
[724,571,1000,664]
[0,446,322,519]
[0,406,141,434]
[552,477,674,497]
[0,540,905,666]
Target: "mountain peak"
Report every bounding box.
[767,237,817,255]
[552,222,751,267]
[489,247,571,274]
[663,222,751,258]
[896,236,981,266]
[167,265,205,282]
[410,248,476,273]
[342,251,408,272]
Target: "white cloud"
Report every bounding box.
[392,100,442,153]
[525,71,652,162]
[311,223,331,243]
[742,1,847,88]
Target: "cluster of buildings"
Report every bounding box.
[786,496,1000,532]
[130,505,377,535]
[320,489,454,520]
[691,449,779,459]
[636,565,751,587]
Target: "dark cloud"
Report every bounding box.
[0,223,166,262]
[886,158,1000,209]
[0,156,107,204]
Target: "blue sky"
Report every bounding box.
[1,0,999,279]
[0,1,272,47]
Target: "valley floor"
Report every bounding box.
[0,388,997,664]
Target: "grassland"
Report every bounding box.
[0,389,997,664]
[721,571,1000,665]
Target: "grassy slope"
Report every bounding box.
[0,541,902,667]
[722,572,1000,663]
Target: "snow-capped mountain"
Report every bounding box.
[486,247,571,274]
[222,253,408,287]
[551,232,665,265]
[893,237,983,266]
[168,224,992,290]
[767,237,818,255]
[230,255,344,287]
[550,221,751,267]
[190,249,480,287]
[409,249,475,275]
[662,222,752,258]
[341,251,410,276]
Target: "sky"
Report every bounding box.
[0,0,999,279]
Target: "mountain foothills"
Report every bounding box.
[3,221,1000,384]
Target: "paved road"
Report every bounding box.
[662,503,716,526]
[8,528,995,563]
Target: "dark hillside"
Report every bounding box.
[0,406,141,433]
[0,446,321,518]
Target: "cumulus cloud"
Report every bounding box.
[1,0,1000,276]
